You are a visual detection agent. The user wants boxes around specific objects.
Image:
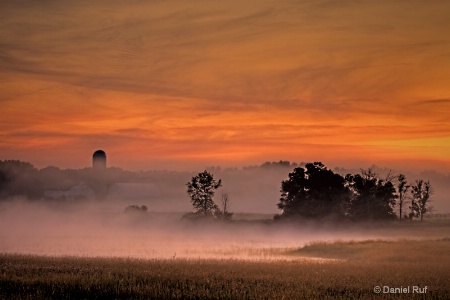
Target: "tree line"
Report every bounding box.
[277,162,432,221]
[187,162,432,222]
[0,160,189,201]
[0,159,433,222]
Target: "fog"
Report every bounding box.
[0,197,445,261]
[0,199,322,260]
[1,160,449,261]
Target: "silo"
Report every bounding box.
[92,150,106,170]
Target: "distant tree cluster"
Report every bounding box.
[0,160,130,201]
[0,160,43,199]
[0,160,186,202]
[276,162,432,222]
[124,205,148,213]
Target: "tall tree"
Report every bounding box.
[278,162,350,219]
[397,174,410,221]
[346,169,397,221]
[186,171,222,216]
[411,180,432,221]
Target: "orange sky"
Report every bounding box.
[1,0,450,172]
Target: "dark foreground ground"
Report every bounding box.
[1,237,449,299]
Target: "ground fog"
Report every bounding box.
[0,199,447,261]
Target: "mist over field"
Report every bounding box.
[0,196,447,261]
[1,163,449,299]
[0,158,449,264]
[0,199,336,260]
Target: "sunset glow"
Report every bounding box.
[1,0,449,171]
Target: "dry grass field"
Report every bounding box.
[1,239,449,299]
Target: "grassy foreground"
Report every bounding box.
[1,239,449,299]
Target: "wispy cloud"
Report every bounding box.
[1,0,450,170]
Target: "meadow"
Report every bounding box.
[1,216,449,299]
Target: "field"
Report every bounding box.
[1,212,450,299]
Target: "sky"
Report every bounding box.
[1,0,450,172]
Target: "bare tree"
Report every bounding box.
[386,170,396,182]
[218,190,233,220]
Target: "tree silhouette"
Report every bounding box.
[217,190,233,220]
[397,174,410,221]
[0,160,43,199]
[186,170,222,216]
[411,180,432,221]
[346,169,397,221]
[278,162,350,219]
